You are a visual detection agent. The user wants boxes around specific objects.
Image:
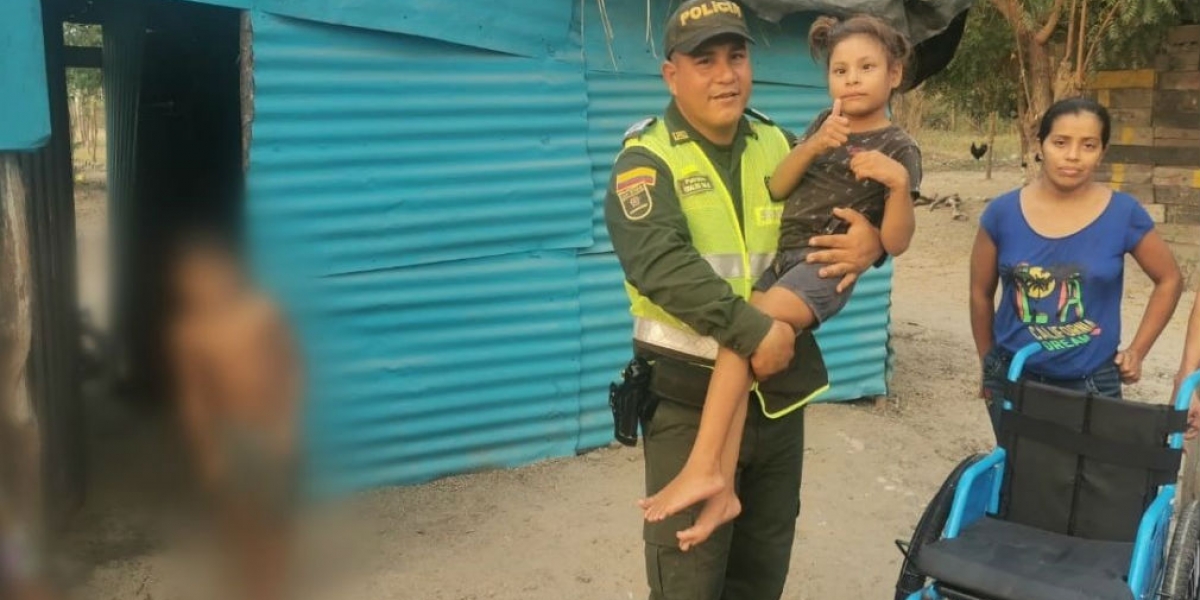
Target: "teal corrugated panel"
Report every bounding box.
[177,0,572,59]
[0,0,50,150]
[575,0,823,85]
[248,12,593,279]
[813,259,894,401]
[299,251,584,492]
[576,252,632,451]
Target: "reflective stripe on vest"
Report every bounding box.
[622,118,789,359]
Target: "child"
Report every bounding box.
[167,230,303,600]
[638,14,922,551]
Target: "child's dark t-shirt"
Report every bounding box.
[777,109,923,251]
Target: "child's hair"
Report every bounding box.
[1037,96,1112,148]
[807,14,912,70]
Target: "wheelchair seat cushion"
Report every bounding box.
[916,516,1134,600]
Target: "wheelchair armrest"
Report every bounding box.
[1127,485,1175,596]
[943,448,1006,539]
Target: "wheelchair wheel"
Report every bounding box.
[895,454,985,600]
[1162,500,1200,600]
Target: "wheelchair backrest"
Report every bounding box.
[999,379,1186,542]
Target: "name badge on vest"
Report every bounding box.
[756,206,783,226]
[679,174,714,197]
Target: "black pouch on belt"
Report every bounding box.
[609,356,655,446]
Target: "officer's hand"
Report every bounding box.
[805,207,885,293]
[751,320,796,380]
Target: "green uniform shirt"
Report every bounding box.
[604,102,796,359]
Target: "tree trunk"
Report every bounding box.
[986,111,997,180]
[1019,33,1057,181]
[0,154,44,584]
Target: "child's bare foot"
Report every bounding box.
[638,468,725,522]
[677,490,741,552]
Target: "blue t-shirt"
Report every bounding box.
[981,189,1154,378]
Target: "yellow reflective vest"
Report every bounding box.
[622,117,828,418]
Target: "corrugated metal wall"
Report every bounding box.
[17,5,85,518]
[246,0,894,490]
[0,0,51,150]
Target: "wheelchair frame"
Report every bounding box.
[902,342,1200,600]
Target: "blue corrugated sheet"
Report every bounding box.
[0,0,50,150]
[246,1,895,490]
[301,252,583,491]
[249,13,593,278]
[183,0,573,60]
[576,0,822,85]
[576,252,632,451]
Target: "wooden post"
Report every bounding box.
[0,153,43,579]
[986,111,997,180]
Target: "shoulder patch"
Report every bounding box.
[744,107,774,125]
[615,166,656,220]
[623,117,657,142]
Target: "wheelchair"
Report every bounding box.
[895,342,1200,600]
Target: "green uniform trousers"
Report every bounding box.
[642,395,806,600]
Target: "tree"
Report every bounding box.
[63,23,103,166]
[989,0,1190,173]
[923,3,1020,125]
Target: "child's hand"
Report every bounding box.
[806,99,850,155]
[849,150,909,193]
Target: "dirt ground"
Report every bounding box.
[66,167,1198,600]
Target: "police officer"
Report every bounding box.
[604,1,886,598]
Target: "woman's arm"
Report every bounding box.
[1118,229,1183,383]
[969,228,1000,363]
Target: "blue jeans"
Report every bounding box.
[981,346,1123,440]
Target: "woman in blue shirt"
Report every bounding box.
[969,97,1183,436]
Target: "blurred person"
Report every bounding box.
[167,229,303,600]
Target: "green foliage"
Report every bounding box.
[922,3,1019,123]
[1093,0,1192,69]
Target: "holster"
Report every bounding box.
[608,356,657,446]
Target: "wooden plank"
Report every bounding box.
[1155,89,1200,114]
[1103,182,1155,201]
[1158,223,1200,246]
[1163,50,1200,72]
[1087,69,1156,90]
[1161,71,1200,91]
[1108,108,1153,127]
[1107,88,1155,109]
[1115,126,1156,146]
[1153,167,1200,189]
[1167,204,1200,224]
[1157,137,1200,148]
[1105,144,1200,167]
[1097,162,1154,184]
[1155,126,1200,140]
[1154,109,1200,129]
[1167,25,1200,46]
[1156,185,1200,207]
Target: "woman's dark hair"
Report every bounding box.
[1037,96,1112,147]
[808,14,912,70]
